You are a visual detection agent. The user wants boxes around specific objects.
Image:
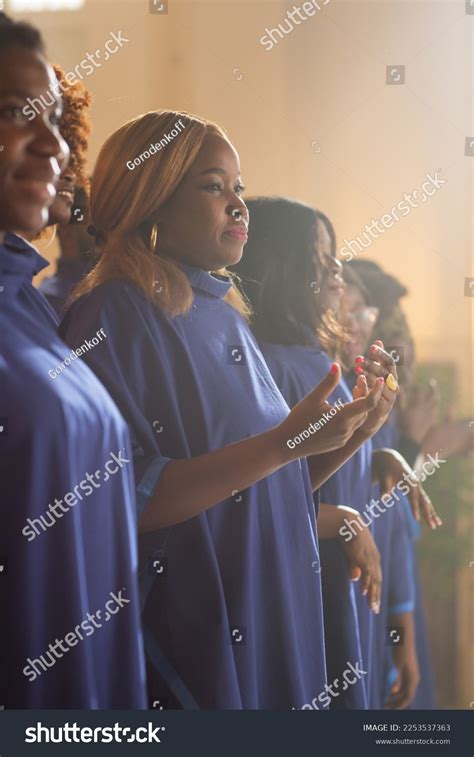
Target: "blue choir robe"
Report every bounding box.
[0,234,146,709]
[372,412,436,709]
[340,372,415,708]
[59,264,327,710]
[261,339,370,710]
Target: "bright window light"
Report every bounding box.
[10,0,84,10]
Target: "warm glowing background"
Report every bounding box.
[9,0,473,707]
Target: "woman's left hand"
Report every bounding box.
[372,448,442,529]
[353,340,399,436]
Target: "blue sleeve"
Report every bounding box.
[388,499,416,615]
[60,282,171,517]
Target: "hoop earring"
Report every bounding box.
[42,224,57,249]
[150,223,158,253]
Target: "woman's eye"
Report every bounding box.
[235,184,245,196]
[205,183,224,193]
[0,106,28,125]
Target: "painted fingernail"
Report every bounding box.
[386,373,399,392]
[355,355,364,364]
[331,362,339,374]
[370,344,379,352]
[377,377,385,384]
[372,603,380,614]
[362,589,368,596]
[355,366,364,374]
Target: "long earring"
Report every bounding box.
[42,224,57,249]
[150,223,158,253]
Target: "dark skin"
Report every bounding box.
[385,612,420,710]
[139,134,388,533]
[0,46,68,238]
[48,163,76,226]
[156,133,248,270]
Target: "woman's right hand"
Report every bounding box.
[278,363,385,461]
[339,523,382,614]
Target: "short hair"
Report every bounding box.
[342,263,370,304]
[0,12,45,54]
[346,259,408,316]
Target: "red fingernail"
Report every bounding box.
[355,356,364,364]
[331,362,339,374]
[377,377,385,384]
[370,344,378,352]
[355,366,364,374]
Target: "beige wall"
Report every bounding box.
[26,0,473,406]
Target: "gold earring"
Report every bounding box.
[41,224,57,249]
[150,223,158,253]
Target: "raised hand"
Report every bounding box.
[279,362,385,461]
[354,339,399,436]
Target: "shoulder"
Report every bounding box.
[61,279,160,337]
[68,279,148,315]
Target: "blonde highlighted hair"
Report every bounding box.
[71,109,250,319]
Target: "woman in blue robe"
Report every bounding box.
[59,110,390,709]
[0,15,146,708]
[342,264,440,708]
[372,413,436,710]
[233,197,439,709]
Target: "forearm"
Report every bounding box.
[390,611,416,659]
[307,429,371,490]
[139,426,288,532]
[317,503,360,539]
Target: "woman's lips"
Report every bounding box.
[223,228,248,241]
[56,189,75,207]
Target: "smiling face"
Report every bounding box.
[48,162,76,226]
[0,46,69,235]
[156,133,248,270]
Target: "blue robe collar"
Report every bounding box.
[178,262,233,299]
[0,233,49,296]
